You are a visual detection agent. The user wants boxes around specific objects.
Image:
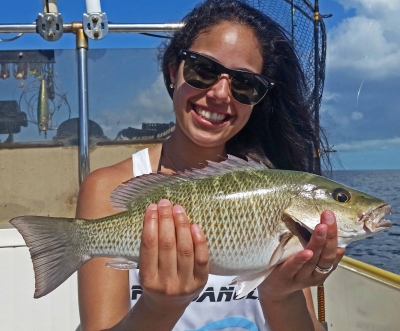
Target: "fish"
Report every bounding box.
[37,78,50,137]
[10,155,392,299]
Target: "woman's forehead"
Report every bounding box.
[189,22,263,73]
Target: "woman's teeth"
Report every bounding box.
[195,107,227,123]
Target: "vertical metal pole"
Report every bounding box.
[315,4,327,329]
[75,27,90,185]
[291,0,295,43]
[314,0,321,175]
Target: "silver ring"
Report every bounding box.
[315,264,333,275]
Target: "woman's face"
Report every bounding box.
[170,21,263,149]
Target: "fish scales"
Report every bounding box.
[9,155,392,298]
[76,169,296,275]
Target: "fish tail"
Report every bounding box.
[10,216,89,298]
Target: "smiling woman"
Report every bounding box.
[74,1,345,331]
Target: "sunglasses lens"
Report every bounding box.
[183,56,218,89]
[231,74,269,105]
[182,50,270,105]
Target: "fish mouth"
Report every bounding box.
[362,204,392,233]
[281,214,312,248]
[283,204,393,246]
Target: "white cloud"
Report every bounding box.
[321,0,400,156]
[320,91,340,106]
[95,74,175,139]
[336,0,400,35]
[337,0,400,18]
[134,74,173,114]
[335,137,400,152]
[327,17,400,78]
[351,111,363,120]
[327,0,400,79]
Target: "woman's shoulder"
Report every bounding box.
[85,158,133,191]
[76,157,133,219]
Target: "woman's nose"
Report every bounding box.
[207,75,231,103]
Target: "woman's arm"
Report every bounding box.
[77,168,132,331]
[77,168,209,331]
[258,210,345,331]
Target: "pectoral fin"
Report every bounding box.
[106,258,138,270]
[274,235,304,265]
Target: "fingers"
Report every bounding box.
[259,211,346,299]
[140,200,209,291]
[302,222,328,274]
[191,224,209,284]
[140,203,159,278]
[303,210,341,277]
[316,210,338,270]
[157,200,178,279]
[282,249,313,279]
[173,205,194,280]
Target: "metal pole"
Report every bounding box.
[291,0,295,44]
[314,2,327,330]
[74,26,90,185]
[314,0,321,175]
[0,23,183,34]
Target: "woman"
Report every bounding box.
[77,1,345,330]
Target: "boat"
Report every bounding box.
[1,1,399,330]
[1,139,400,330]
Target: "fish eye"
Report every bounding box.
[332,188,351,203]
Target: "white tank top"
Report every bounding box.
[130,148,269,331]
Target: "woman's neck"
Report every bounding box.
[162,127,227,172]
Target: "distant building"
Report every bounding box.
[116,122,175,140]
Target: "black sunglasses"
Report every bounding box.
[178,49,274,105]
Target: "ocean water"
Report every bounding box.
[330,170,400,275]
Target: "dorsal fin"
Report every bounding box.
[110,154,268,211]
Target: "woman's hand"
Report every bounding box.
[258,210,346,299]
[138,199,209,315]
[256,210,345,331]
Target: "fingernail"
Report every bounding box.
[317,225,327,238]
[173,205,184,213]
[323,210,335,225]
[158,199,171,207]
[148,204,157,210]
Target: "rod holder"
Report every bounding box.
[83,13,108,40]
[36,13,63,41]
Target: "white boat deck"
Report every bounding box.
[0,227,80,331]
[2,226,400,331]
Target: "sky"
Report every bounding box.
[1,0,399,170]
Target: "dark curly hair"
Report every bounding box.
[160,0,326,174]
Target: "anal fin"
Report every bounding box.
[230,232,304,299]
[106,257,138,270]
[230,268,274,299]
